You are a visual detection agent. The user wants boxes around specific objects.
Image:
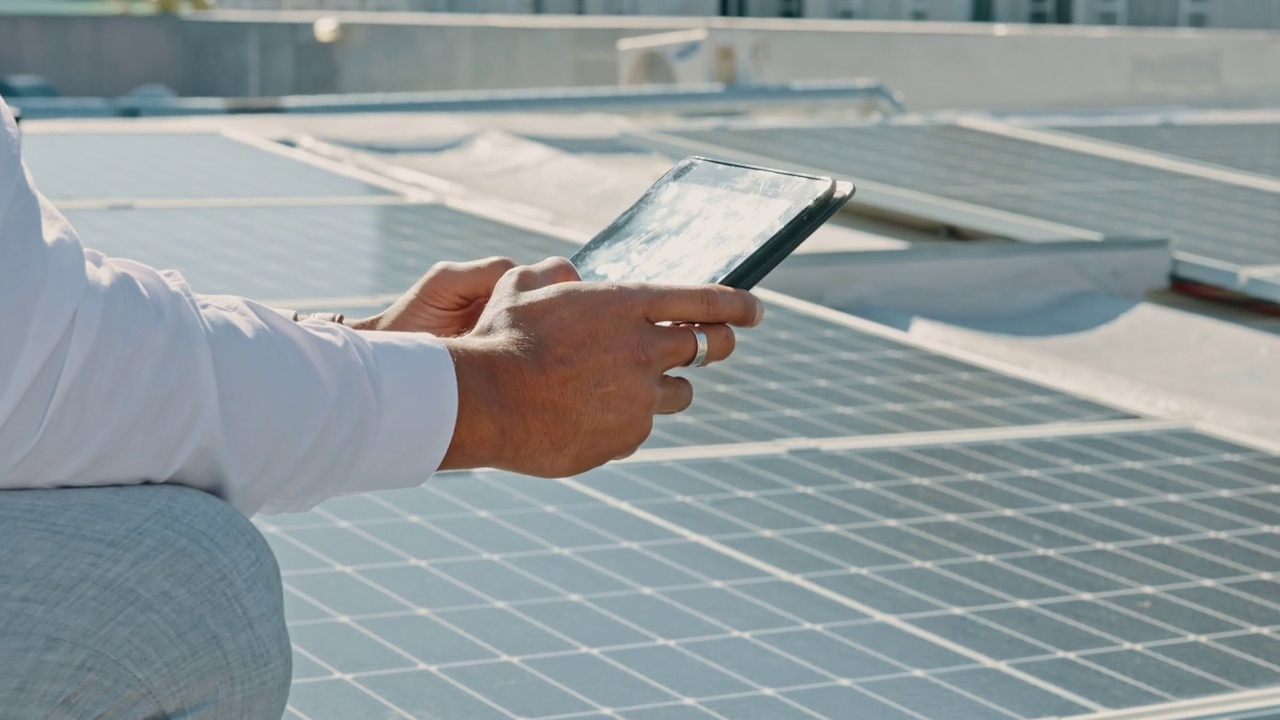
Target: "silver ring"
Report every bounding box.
[686,326,710,368]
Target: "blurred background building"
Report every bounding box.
[186,0,1280,29]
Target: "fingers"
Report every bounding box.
[424,256,517,298]
[655,375,693,415]
[631,285,765,328]
[647,323,736,370]
[510,257,581,291]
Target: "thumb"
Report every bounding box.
[422,256,517,302]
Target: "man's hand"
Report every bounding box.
[439,257,764,477]
[347,257,516,337]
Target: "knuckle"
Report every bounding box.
[427,260,456,276]
[551,258,580,282]
[632,337,659,368]
[699,288,723,319]
[604,283,640,314]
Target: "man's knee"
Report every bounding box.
[0,483,292,719]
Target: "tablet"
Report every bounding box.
[571,156,854,289]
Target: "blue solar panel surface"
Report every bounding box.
[265,427,1280,720]
[666,123,1280,268]
[61,203,572,302]
[20,133,390,201]
[1056,123,1280,179]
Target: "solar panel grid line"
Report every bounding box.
[266,428,1280,718]
[556,477,1109,712]
[594,440,1280,693]
[327,481,1059,717]
[279,487,1026,720]
[398,491,1013,716]
[263,428,1266,559]
[606,445,1229,602]
[273,520,754,720]
[756,290,1152,428]
[952,117,1280,197]
[618,420,1187,467]
[267,503,1274,601]
[276,583,1272,679]
[583,470,1274,688]
[264,425,1274,584]
[354,479,1061,720]
[614,430,1274,661]
[275,491,916,717]
[692,341,1110,434]
[1070,686,1280,720]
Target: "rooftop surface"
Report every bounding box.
[17,97,1280,720]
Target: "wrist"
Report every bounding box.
[438,336,515,472]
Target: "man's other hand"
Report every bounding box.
[439,257,765,478]
[348,257,516,337]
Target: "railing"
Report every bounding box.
[10,79,907,120]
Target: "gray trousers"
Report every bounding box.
[0,484,292,719]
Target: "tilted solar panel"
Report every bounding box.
[61,203,573,303]
[667,123,1280,268]
[265,426,1280,719]
[20,133,390,201]
[1056,124,1280,180]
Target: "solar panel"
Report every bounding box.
[36,128,1272,717]
[60,203,572,302]
[20,133,389,201]
[324,294,1130,448]
[263,426,1280,719]
[1056,124,1280,180]
[665,123,1280,268]
[647,304,1128,448]
[63,202,1129,449]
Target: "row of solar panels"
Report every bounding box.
[638,116,1280,303]
[19,129,1280,720]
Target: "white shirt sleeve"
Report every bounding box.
[0,100,459,516]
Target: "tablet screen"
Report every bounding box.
[571,158,834,286]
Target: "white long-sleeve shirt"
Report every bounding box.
[0,99,458,515]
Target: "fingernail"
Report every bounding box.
[753,298,765,327]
